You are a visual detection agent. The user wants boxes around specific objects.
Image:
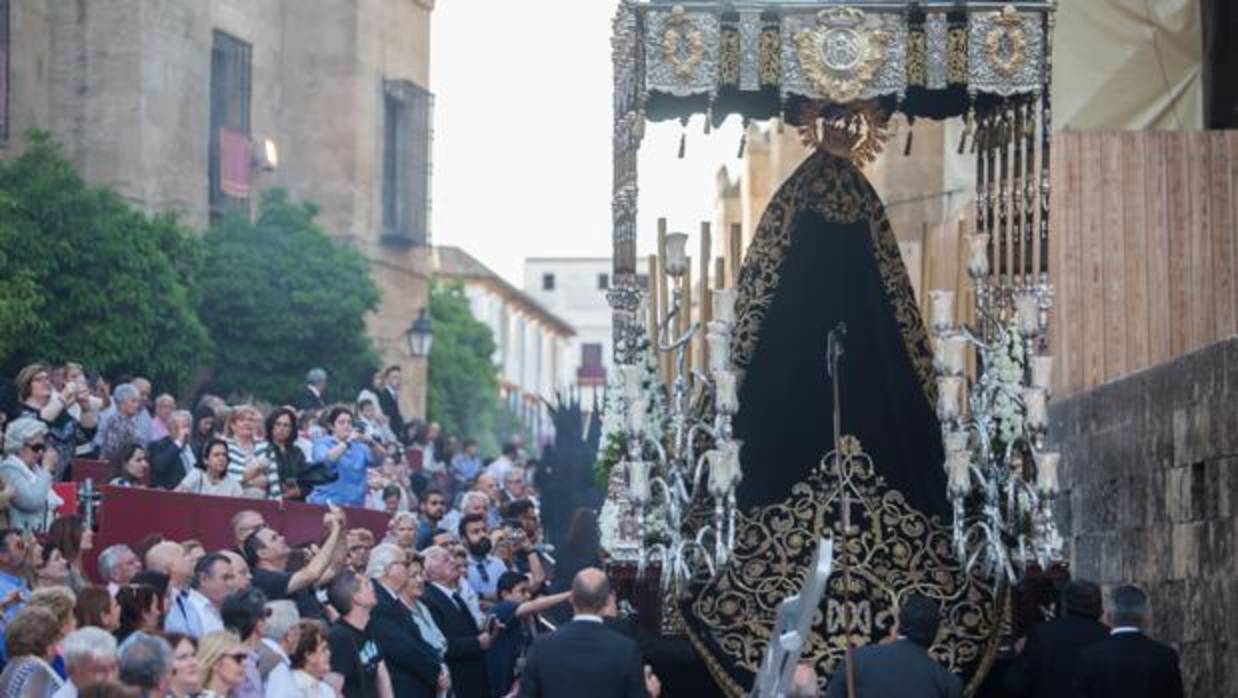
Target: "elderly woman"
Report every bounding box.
[223,407,274,499]
[176,439,243,498]
[149,394,176,442]
[0,606,65,695]
[384,512,418,550]
[196,631,248,698]
[45,515,93,592]
[96,384,145,461]
[0,417,57,533]
[288,621,335,698]
[367,545,447,698]
[107,443,150,487]
[12,363,96,479]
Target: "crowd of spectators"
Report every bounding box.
[0,361,610,697]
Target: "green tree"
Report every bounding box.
[196,189,381,403]
[426,283,502,453]
[0,133,212,391]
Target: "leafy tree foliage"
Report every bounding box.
[196,189,381,403]
[426,283,502,453]
[0,133,211,391]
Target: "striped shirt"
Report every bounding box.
[226,438,281,499]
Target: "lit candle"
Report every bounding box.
[706,439,743,496]
[713,288,737,326]
[1015,292,1039,337]
[1034,451,1060,495]
[1030,354,1054,392]
[929,290,956,334]
[946,450,972,495]
[714,370,738,415]
[665,233,689,277]
[967,233,991,279]
[936,376,962,422]
[707,332,730,373]
[628,460,651,504]
[1023,387,1047,430]
[944,428,969,455]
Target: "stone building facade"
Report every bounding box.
[0,0,435,416]
[1049,337,1238,698]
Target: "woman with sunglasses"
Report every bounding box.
[196,631,249,698]
[0,417,57,533]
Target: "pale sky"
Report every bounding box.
[431,1,744,286]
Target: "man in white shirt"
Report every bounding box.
[146,541,202,637]
[485,442,519,483]
[460,514,508,600]
[52,627,118,698]
[260,600,301,697]
[97,544,141,598]
[185,553,233,636]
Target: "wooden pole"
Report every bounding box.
[919,221,931,318]
[684,260,694,379]
[647,254,659,347]
[729,223,743,285]
[699,222,712,373]
[715,257,726,291]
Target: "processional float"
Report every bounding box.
[600,1,1061,696]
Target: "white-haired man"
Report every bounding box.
[259,600,301,697]
[53,627,119,697]
[440,490,489,540]
[97,544,141,597]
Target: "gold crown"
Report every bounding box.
[797,101,891,166]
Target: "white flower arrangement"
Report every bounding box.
[986,319,1027,451]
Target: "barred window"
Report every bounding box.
[209,30,252,220]
[382,80,434,245]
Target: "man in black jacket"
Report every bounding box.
[377,366,407,446]
[420,545,493,698]
[147,410,195,489]
[1074,584,1184,698]
[520,568,658,698]
[1005,579,1109,698]
[292,368,327,411]
[366,544,448,698]
[823,594,962,698]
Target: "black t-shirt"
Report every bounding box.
[328,619,382,698]
[251,567,326,621]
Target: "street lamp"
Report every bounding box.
[405,308,434,358]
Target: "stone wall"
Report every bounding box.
[1048,336,1238,698]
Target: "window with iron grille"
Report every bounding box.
[1,0,10,142]
[383,79,434,245]
[209,30,252,220]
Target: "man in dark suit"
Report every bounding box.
[1005,579,1110,698]
[292,368,327,411]
[367,544,448,698]
[377,366,407,445]
[823,594,962,698]
[419,545,493,698]
[1074,584,1184,698]
[520,568,659,698]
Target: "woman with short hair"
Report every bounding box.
[164,632,204,698]
[74,585,121,631]
[196,631,248,698]
[307,407,384,507]
[0,417,57,533]
[224,407,274,499]
[288,621,335,698]
[0,606,65,696]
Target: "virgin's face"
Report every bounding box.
[171,639,202,691]
[206,445,229,476]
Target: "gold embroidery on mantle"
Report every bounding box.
[688,437,1001,693]
[730,151,936,406]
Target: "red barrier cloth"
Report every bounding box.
[84,486,389,583]
[70,459,111,485]
[52,484,77,515]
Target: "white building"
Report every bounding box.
[435,247,575,443]
[522,257,650,405]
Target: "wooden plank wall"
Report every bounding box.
[904,131,1238,397]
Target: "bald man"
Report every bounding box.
[519,568,659,698]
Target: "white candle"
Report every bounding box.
[932,337,948,375]
[1023,387,1047,430]
[628,460,651,504]
[936,376,963,422]
[967,233,991,279]
[707,331,731,373]
[928,290,956,334]
[714,370,738,415]
[627,400,647,435]
[1015,292,1040,337]
[712,288,737,326]
[946,450,972,495]
[1030,354,1054,392]
[941,335,967,376]
[706,440,743,496]
[1034,451,1060,495]
[944,428,969,455]
[665,233,689,277]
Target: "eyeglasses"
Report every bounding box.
[226,652,249,663]
[26,443,46,453]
